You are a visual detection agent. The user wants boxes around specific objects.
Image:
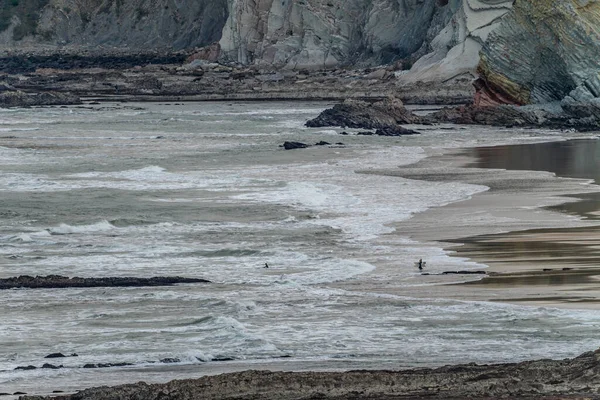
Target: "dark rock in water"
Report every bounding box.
[212,357,235,362]
[41,363,63,369]
[306,97,417,129]
[159,358,180,364]
[425,102,600,132]
[0,275,210,289]
[357,127,420,136]
[0,392,11,396]
[12,392,26,395]
[307,98,420,136]
[83,362,133,369]
[283,141,309,150]
[45,353,67,358]
[314,141,330,146]
[335,142,344,145]
[14,365,36,370]
[374,127,420,136]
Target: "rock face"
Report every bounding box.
[0,0,227,51]
[477,0,600,105]
[399,0,513,85]
[0,0,512,83]
[20,348,600,400]
[219,0,443,69]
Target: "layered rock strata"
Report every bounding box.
[477,0,600,105]
[21,348,600,400]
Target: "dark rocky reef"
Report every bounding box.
[0,275,209,289]
[0,90,80,108]
[20,348,600,400]
[425,101,600,131]
[306,98,420,135]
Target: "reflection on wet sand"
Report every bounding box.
[454,139,600,306]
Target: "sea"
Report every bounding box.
[1,101,600,396]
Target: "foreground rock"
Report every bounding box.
[306,98,420,135]
[21,348,600,399]
[0,90,81,108]
[0,275,209,289]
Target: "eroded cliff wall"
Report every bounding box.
[218,0,445,69]
[478,0,600,105]
[0,0,228,51]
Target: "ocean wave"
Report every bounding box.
[47,220,115,235]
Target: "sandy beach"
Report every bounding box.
[370,136,600,309]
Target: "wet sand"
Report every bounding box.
[385,137,600,309]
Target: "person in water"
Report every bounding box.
[264,263,269,268]
[417,258,424,270]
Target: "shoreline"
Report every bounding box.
[382,135,600,309]
[5,104,600,398]
[20,348,600,399]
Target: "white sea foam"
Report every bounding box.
[47,220,116,235]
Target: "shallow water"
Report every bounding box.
[1,102,600,395]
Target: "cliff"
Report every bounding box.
[0,0,227,51]
[0,0,512,81]
[3,0,600,107]
[477,0,600,105]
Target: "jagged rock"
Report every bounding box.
[306,97,418,135]
[282,141,309,150]
[400,0,514,86]
[20,348,600,400]
[314,141,330,146]
[0,91,80,108]
[0,275,210,289]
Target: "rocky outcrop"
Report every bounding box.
[0,275,210,289]
[0,90,80,107]
[426,102,600,131]
[306,97,420,135]
[20,348,600,400]
[477,0,600,106]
